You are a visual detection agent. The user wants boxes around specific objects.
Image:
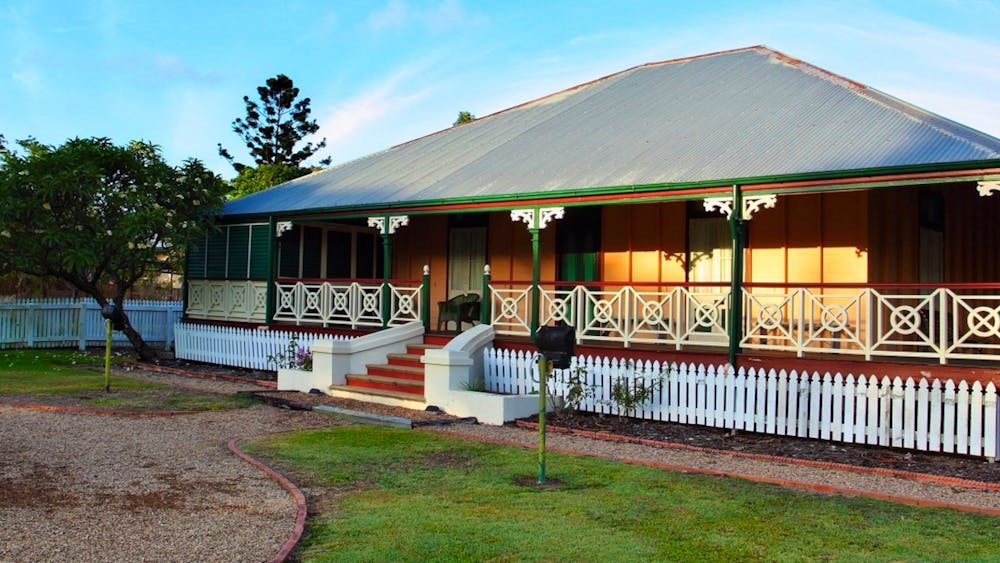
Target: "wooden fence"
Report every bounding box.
[483,348,999,459]
[173,323,352,371]
[0,299,182,350]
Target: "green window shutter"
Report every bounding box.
[185,236,207,279]
[227,225,250,279]
[249,224,271,279]
[302,226,322,278]
[205,228,228,278]
[278,226,301,278]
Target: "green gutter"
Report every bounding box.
[220,159,1000,221]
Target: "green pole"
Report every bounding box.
[265,216,277,325]
[728,185,745,366]
[381,229,392,328]
[537,354,549,484]
[530,226,541,341]
[420,264,430,331]
[104,319,112,393]
[480,264,491,325]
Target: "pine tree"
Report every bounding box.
[218,74,332,172]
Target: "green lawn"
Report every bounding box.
[0,349,255,411]
[249,425,1000,563]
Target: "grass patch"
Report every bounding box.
[0,349,146,394]
[80,391,258,411]
[249,425,1000,562]
[0,349,255,411]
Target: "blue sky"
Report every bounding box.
[2,0,999,179]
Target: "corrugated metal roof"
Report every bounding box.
[223,45,1000,217]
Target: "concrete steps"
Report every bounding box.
[335,342,441,403]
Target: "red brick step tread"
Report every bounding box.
[383,353,425,369]
[365,363,424,381]
[405,343,441,356]
[346,373,424,395]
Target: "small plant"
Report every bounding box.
[268,337,313,371]
[548,365,594,414]
[603,360,664,418]
[460,376,487,392]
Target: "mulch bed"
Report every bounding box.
[141,357,277,382]
[526,411,1000,484]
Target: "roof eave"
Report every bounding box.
[219,159,1000,222]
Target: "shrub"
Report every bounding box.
[268,337,313,371]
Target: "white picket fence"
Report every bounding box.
[0,299,182,350]
[483,348,1000,459]
[173,323,352,370]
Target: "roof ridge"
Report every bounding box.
[336,46,770,165]
[763,47,1000,157]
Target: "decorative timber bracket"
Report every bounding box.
[510,207,565,230]
[977,180,1000,197]
[510,207,564,340]
[275,221,293,237]
[703,194,777,220]
[367,215,410,234]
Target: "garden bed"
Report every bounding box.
[526,410,1000,484]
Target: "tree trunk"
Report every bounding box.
[120,320,157,361]
[112,286,158,361]
[55,275,158,361]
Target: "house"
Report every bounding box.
[183,45,1000,394]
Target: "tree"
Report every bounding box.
[218,74,332,172]
[454,111,476,126]
[228,163,312,200]
[0,136,229,360]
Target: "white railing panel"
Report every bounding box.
[486,282,1000,364]
[489,285,532,336]
[740,285,1000,364]
[185,280,266,323]
[387,283,422,326]
[271,280,422,329]
[944,290,1000,361]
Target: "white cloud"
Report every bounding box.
[423,0,478,32]
[364,0,482,34]
[166,87,235,176]
[315,59,443,164]
[366,0,408,32]
[11,68,41,92]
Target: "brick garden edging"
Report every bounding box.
[0,400,202,417]
[514,420,1000,493]
[123,360,278,388]
[228,438,309,563]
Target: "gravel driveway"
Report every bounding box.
[0,400,334,562]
